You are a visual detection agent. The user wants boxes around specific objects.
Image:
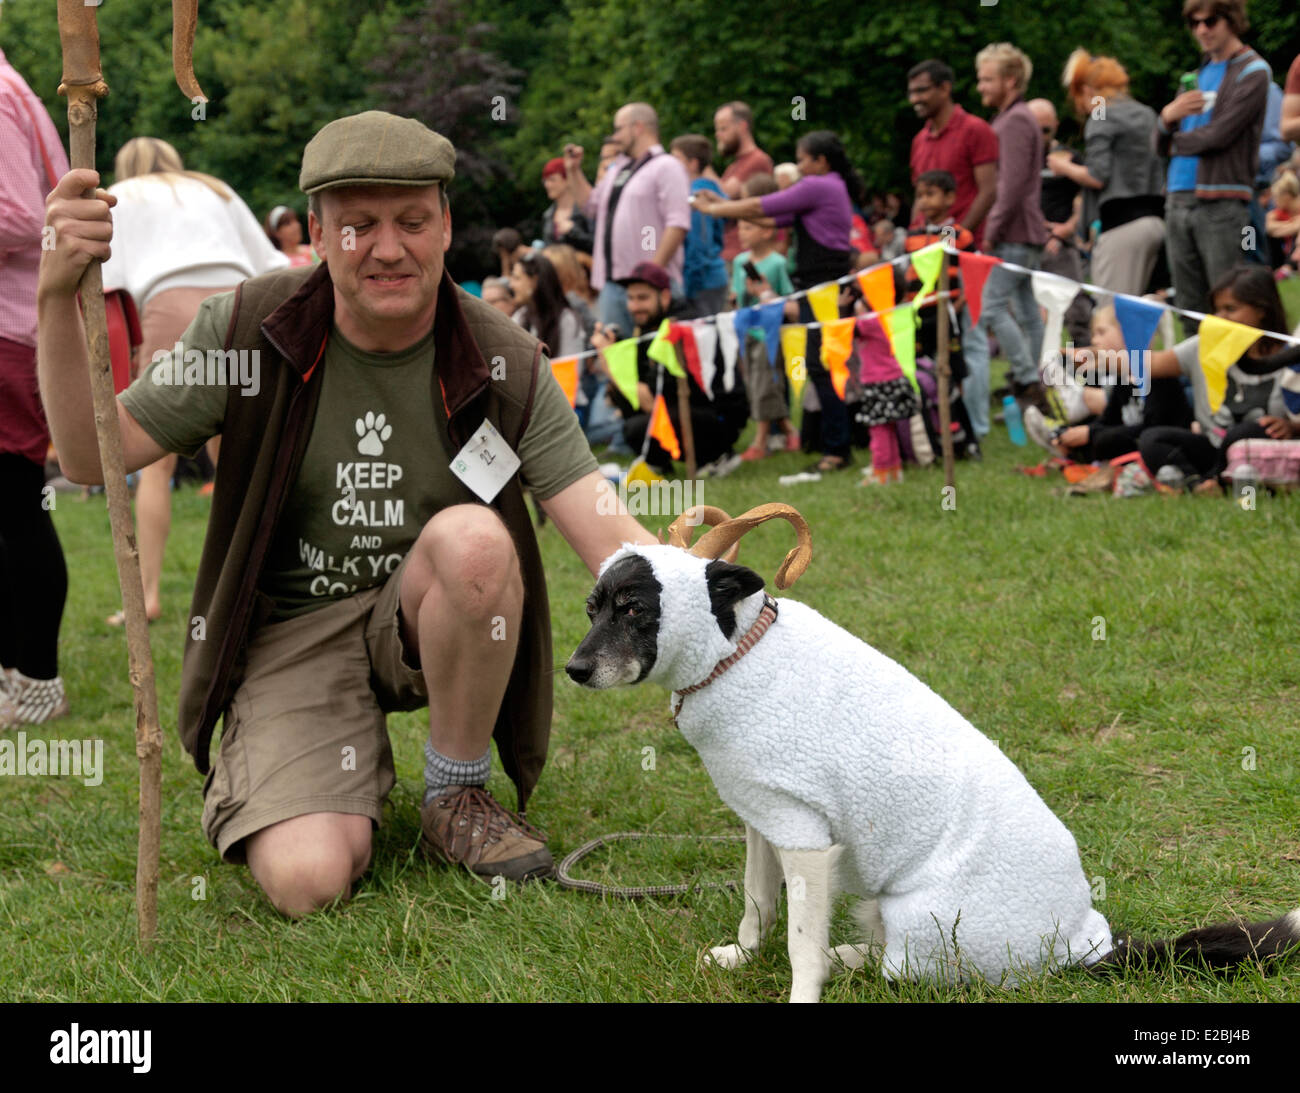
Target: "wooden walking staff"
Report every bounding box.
[934,256,956,489]
[55,0,206,947]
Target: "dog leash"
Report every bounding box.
[556,597,779,899]
[554,832,743,899]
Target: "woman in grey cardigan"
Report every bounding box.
[1052,51,1166,296]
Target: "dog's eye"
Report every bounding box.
[585,601,597,619]
[624,605,639,616]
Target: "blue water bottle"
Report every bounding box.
[1003,395,1027,446]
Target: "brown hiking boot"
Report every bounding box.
[419,785,554,882]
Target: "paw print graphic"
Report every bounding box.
[356,411,392,457]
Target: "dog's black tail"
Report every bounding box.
[1094,907,1300,972]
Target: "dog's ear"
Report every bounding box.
[704,560,766,639]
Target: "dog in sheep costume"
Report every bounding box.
[566,503,1300,1002]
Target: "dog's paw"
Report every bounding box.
[702,943,753,970]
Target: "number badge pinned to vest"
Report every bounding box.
[450,419,522,503]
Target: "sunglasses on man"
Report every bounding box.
[1185,13,1221,29]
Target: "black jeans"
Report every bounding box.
[1138,420,1269,481]
[0,453,68,679]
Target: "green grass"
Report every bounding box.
[4,295,1300,1000]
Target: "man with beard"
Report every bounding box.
[590,262,747,476]
[714,102,774,264]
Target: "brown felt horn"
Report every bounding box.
[666,506,740,562]
[687,502,813,590]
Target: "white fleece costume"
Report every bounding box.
[602,544,1114,983]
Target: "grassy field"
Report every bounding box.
[4,328,1300,1002]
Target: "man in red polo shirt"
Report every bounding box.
[907,58,999,439]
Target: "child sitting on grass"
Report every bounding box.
[1043,305,1193,463]
[1140,264,1300,494]
[731,175,800,460]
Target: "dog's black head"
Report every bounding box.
[566,549,766,690]
[566,554,662,688]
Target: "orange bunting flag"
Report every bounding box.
[820,316,855,400]
[1197,316,1263,413]
[647,394,680,460]
[550,355,579,408]
[807,281,841,325]
[857,265,895,317]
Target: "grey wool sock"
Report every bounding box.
[424,740,491,805]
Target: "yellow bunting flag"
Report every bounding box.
[780,324,808,430]
[910,243,944,306]
[857,264,895,317]
[550,355,579,408]
[648,318,683,376]
[883,304,918,391]
[820,316,855,400]
[1197,316,1263,413]
[601,338,641,408]
[807,282,840,324]
[647,394,680,460]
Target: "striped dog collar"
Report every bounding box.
[675,594,779,698]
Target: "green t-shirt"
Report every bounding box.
[120,289,599,619]
[731,248,795,323]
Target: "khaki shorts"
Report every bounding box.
[201,554,428,863]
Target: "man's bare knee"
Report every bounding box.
[245,813,372,918]
[413,505,521,616]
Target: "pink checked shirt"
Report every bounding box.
[584,143,691,290]
[0,49,70,348]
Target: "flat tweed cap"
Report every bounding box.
[300,111,456,195]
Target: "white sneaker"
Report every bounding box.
[1023,406,1063,455]
[0,670,69,730]
[710,453,743,479]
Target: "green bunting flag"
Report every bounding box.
[648,318,684,376]
[883,304,918,393]
[602,338,641,407]
[910,243,944,309]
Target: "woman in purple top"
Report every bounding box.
[694,131,862,470]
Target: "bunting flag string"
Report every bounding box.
[568,243,1297,435]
